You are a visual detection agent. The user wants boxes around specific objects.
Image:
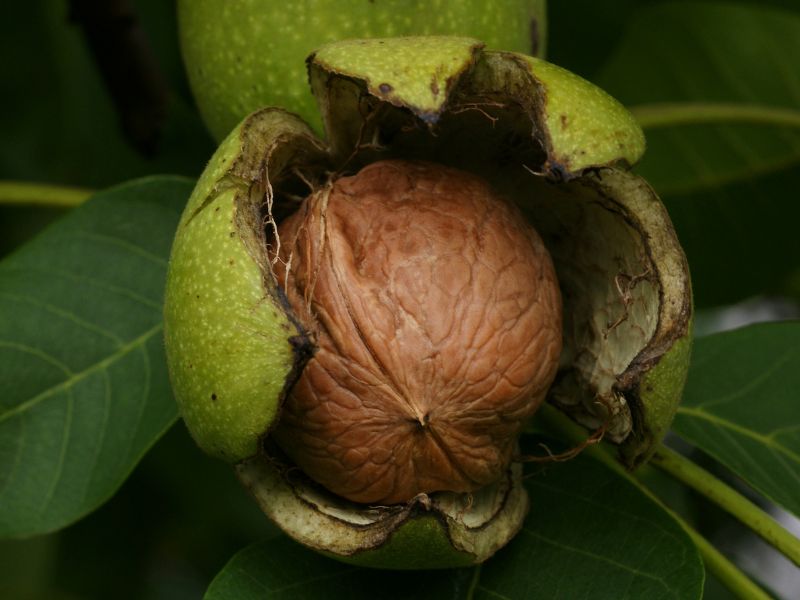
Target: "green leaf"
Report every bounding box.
[476,453,703,599]
[659,167,800,306]
[0,176,191,538]
[595,2,800,194]
[205,451,703,599]
[592,2,800,306]
[547,0,799,83]
[0,1,212,188]
[206,537,474,600]
[673,321,800,517]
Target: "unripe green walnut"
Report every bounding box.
[164,37,692,568]
[272,160,562,505]
[178,0,547,139]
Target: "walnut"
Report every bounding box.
[272,160,562,504]
[164,38,693,566]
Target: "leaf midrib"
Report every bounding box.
[0,323,163,424]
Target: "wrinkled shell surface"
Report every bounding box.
[272,160,562,504]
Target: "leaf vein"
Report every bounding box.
[519,528,676,594]
[81,369,112,505]
[0,291,124,346]
[527,480,685,546]
[677,406,800,464]
[474,586,510,600]
[2,266,161,311]
[124,344,152,466]
[0,340,73,376]
[0,414,26,502]
[688,350,794,411]
[59,231,168,267]
[39,388,74,515]
[0,325,163,425]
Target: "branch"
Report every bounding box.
[0,181,92,208]
[629,102,800,130]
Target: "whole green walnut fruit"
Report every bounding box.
[163,37,693,568]
[178,0,547,139]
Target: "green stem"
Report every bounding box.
[629,102,800,130]
[534,406,772,599]
[651,445,800,567]
[0,181,93,208]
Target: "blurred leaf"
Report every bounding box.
[0,0,212,188]
[673,322,800,517]
[597,3,800,195]
[548,0,800,80]
[205,450,703,599]
[656,167,800,306]
[592,2,800,306]
[0,176,191,538]
[0,535,59,599]
[0,206,70,259]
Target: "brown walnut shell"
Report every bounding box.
[271,160,562,504]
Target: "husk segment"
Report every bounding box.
[164,108,328,462]
[525,169,692,466]
[309,37,645,174]
[236,453,528,568]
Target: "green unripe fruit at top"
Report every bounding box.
[178,0,547,140]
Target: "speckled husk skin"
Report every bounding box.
[178,0,547,139]
[163,37,692,568]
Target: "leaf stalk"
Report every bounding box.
[651,444,800,567]
[629,102,800,130]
